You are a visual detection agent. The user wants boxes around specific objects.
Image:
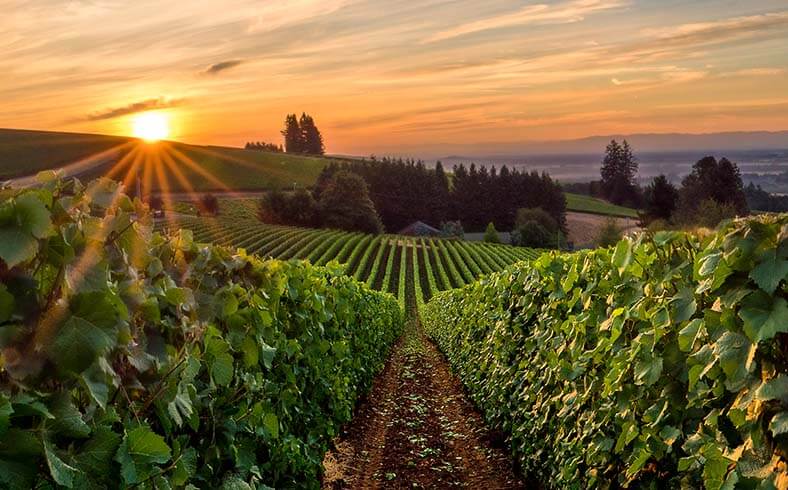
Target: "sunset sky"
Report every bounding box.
[1,0,787,155]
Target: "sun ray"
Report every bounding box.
[166,144,234,193]
[104,144,141,181]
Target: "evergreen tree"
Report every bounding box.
[644,175,678,220]
[600,139,640,206]
[281,114,303,153]
[483,222,500,243]
[299,113,325,155]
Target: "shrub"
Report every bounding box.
[423,214,788,488]
[510,220,551,248]
[440,220,464,239]
[596,216,622,247]
[197,193,219,216]
[675,198,737,229]
[483,222,500,243]
[0,176,402,488]
[511,208,565,248]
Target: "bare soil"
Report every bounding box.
[322,321,524,489]
[566,211,640,248]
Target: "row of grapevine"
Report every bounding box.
[158,214,538,305]
[423,215,788,488]
[0,177,403,488]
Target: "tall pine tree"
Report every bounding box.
[281,114,303,153]
[299,113,325,155]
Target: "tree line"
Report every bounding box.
[312,157,566,234]
[244,141,283,152]
[597,139,751,228]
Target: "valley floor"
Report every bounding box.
[322,319,524,489]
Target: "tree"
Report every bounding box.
[198,194,219,217]
[675,156,749,226]
[318,171,383,234]
[281,114,303,153]
[510,208,565,249]
[259,189,317,227]
[600,139,641,206]
[644,175,678,221]
[299,113,325,155]
[511,221,552,248]
[483,222,500,243]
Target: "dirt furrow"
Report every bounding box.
[323,321,524,489]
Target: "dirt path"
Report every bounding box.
[322,320,524,489]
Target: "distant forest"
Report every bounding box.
[314,158,566,233]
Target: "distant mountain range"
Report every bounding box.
[434,131,788,159]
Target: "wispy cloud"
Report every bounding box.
[86,97,185,121]
[424,0,628,43]
[202,59,243,75]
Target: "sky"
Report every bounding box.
[1,0,787,156]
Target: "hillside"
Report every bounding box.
[564,192,638,218]
[157,211,538,305]
[0,128,330,191]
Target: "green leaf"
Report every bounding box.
[749,249,788,294]
[0,284,14,323]
[659,425,681,446]
[701,444,731,490]
[14,193,52,239]
[211,353,234,386]
[126,427,171,463]
[44,439,79,488]
[678,319,703,352]
[0,457,36,489]
[46,394,91,438]
[75,427,121,477]
[634,356,663,386]
[713,331,753,386]
[615,421,638,453]
[222,477,253,490]
[756,375,788,403]
[261,342,277,370]
[612,239,632,272]
[115,426,171,485]
[171,447,197,486]
[263,413,279,439]
[739,292,788,343]
[671,288,697,323]
[49,316,114,373]
[769,411,788,437]
[241,336,259,368]
[0,228,37,268]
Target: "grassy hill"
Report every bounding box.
[0,128,331,192]
[564,192,639,218]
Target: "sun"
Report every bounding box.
[132,112,170,142]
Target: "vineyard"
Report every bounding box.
[157,212,539,305]
[424,215,788,488]
[0,177,402,488]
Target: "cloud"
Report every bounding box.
[86,97,184,121]
[424,0,627,43]
[202,59,243,75]
[728,67,786,77]
[611,78,623,85]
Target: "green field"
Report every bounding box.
[0,128,331,191]
[157,213,538,305]
[565,192,639,217]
